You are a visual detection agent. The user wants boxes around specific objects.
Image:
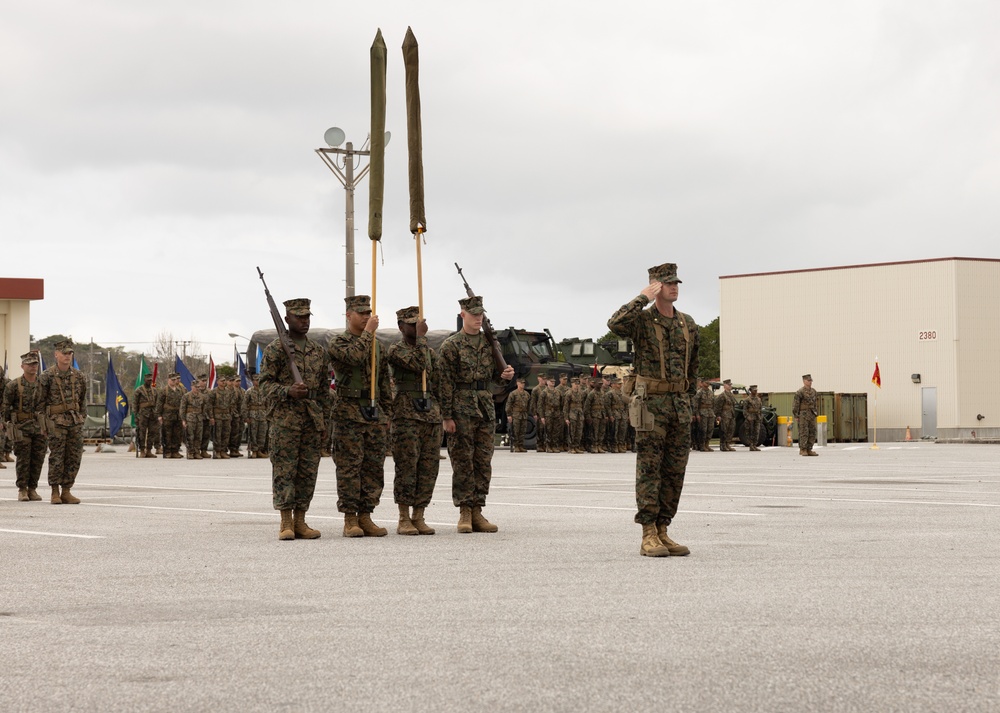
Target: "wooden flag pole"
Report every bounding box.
[370,243,378,403]
[415,225,427,392]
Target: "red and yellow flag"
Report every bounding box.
[871,362,881,388]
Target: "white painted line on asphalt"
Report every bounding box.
[0,528,104,539]
[469,499,764,516]
[694,492,1000,508]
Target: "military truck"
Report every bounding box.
[557,337,634,367]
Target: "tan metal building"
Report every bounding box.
[1,277,45,378]
[719,257,1000,441]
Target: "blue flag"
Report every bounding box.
[174,355,195,390]
[235,347,249,390]
[106,356,129,437]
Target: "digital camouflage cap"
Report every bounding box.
[396,306,419,324]
[346,295,372,313]
[21,351,39,365]
[648,262,682,284]
[284,298,312,316]
[53,339,75,353]
[459,295,485,314]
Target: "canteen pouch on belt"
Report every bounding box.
[628,383,654,432]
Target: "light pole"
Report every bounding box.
[315,127,390,323]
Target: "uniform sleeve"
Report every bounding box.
[608,295,651,340]
[328,330,374,366]
[258,341,288,404]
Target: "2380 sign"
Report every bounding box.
[918,330,938,341]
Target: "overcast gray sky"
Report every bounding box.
[4,0,999,361]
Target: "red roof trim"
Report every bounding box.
[720,257,1000,280]
[0,278,45,300]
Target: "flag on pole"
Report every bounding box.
[73,355,80,370]
[106,356,130,437]
[131,355,153,427]
[38,351,47,372]
[871,361,881,388]
[255,348,263,376]
[235,348,249,390]
[174,355,194,390]
[208,355,217,390]
[151,362,158,388]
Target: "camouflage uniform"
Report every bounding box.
[3,355,47,495]
[562,381,587,453]
[584,382,608,453]
[793,375,819,455]
[606,384,629,452]
[259,328,332,512]
[529,379,547,451]
[328,311,391,517]
[608,264,699,541]
[38,348,88,492]
[132,381,158,454]
[155,376,186,458]
[180,385,207,458]
[714,384,737,452]
[229,379,246,456]
[209,384,232,458]
[0,367,7,462]
[692,383,716,451]
[245,381,270,456]
[504,384,531,452]
[541,383,565,452]
[439,313,506,510]
[387,329,442,508]
[743,388,763,451]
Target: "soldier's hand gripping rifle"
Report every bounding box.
[454,263,507,373]
[256,267,303,386]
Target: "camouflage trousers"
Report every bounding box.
[248,417,268,453]
[719,414,736,449]
[213,417,231,454]
[185,419,204,454]
[46,423,83,487]
[201,419,211,451]
[333,420,387,514]
[161,415,183,455]
[696,412,715,448]
[544,413,564,450]
[229,417,243,454]
[613,417,629,448]
[634,394,691,526]
[534,418,546,451]
[136,410,157,452]
[508,414,528,450]
[744,415,761,446]
[269,420,322,511]
[13,430,46,489]
[392,419,442,508]
[798,415,817,451]
[448,416,495,508]
[567,416,584,450]
[586,418,606,451]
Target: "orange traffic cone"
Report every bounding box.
[905,425,912,441]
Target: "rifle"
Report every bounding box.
[454,263,507,373]
[256,267,303,385]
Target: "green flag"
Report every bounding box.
[130,355,152,427]
[368,28,386,242]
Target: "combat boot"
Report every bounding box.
[212,452,223,459]
[0,462,5,469]
[230,450,242,458]
[799,448,807,456]
[51,486,62,504]
[155,446,163,455]
[357,512,387,537]
[201,450,210,458]
[656,523,690,556]
[18,488,29,502]
[411,507,435,535]
[187,452,196,460]
[702,445,713,452]
[396,504,418,536]
[219,452,230,459]
[457,506,473,533]
[807,450,819,456]
[749,446,760,452]
[60,487,81,505]
[343,514,364,538]
[471,506,498,533]
[640,524,670,557]
[278,510,294,540]
[293,510,321,539]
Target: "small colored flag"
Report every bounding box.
[151,362,158,388]
[255,348,263,376]
[174,355,195,390]
[106,356,130,437]
[38,351,47,372]
[73,355,80,370]
[235,347,249,390]
[131,355,153,427]
[208,355,217,390]
[871,362,881,389]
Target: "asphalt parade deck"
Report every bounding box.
[2,443,998,712]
